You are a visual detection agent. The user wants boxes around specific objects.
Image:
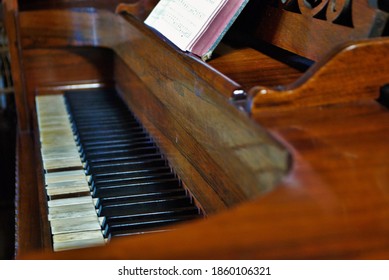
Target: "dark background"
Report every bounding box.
[0,94,15,259]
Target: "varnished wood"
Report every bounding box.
[116,0,160,20]
[6,0,389,259]
[23,48,114,127]
[25,100,389,260]
[114,56,229,214]
[209,45,305,91]
[113,14,289,201]
[249,38,389,113]
[18,0,148,13]
[18,8,289,206]
[15,131,45,256]
[231,0,388,62]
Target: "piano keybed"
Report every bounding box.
[36,89,203,251]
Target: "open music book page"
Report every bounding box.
[144,0,249,61]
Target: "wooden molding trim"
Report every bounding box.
[249,37,389,114]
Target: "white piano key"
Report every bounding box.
[50,216,102,235]
[46,180,91,197]
[45,170,86,184]
[47,196,93,208]
[48,202,97,220]
[43,157,83,171]
[41,151,81,162]
[41,145,80,156]
[53,230,105,252]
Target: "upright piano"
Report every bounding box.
[4,0,389,259]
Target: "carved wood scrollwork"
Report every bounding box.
[278,0,354,27]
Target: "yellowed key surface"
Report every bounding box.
[53,230,105,252]
[36,94,104,252]
[50,216,102,235]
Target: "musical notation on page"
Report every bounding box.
[145,0,249,60]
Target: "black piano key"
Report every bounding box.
[86,158,168,175]
[99,196,193,217]
[70,108,127,118]
[80,139,154,157]
[70,111,131,122]
[77,125,143,137]
[96,188,188,217]
[101,206,200,229]
[84,152,161,168]
[78,134,150,153]
[91,171,176,190]
[82,146,159,161]
[81,144,156,162]
[72,117,137,129]
[92,178,181,198]
[95,189,186,209]
[88,166,172,185]
[73,121,141,133]
[75,129,145,144]
[76,128,145,141]
[105,215,199,238]
[84,153,164,172]
[82,139,154,151]
[91,172,177,193]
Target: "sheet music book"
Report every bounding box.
[144,0,249,61]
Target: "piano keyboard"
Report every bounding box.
[36,89,203,251]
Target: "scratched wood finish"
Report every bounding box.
[114,56,228,213]
[18,9,290,202]
[113,14,289,201]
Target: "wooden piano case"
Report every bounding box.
[4,0,389,259]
